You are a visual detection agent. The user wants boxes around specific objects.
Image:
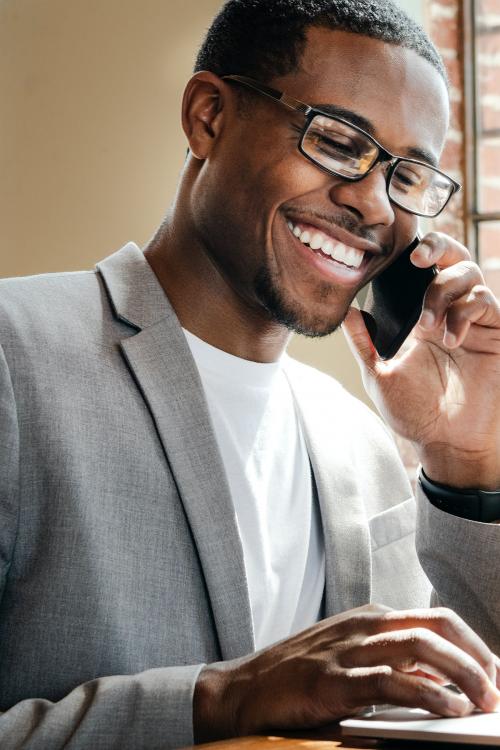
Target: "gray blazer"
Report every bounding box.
[0,243,498,749]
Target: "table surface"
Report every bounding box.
[181,723,464,749]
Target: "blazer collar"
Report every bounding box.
[97,242,173,330]
[97,243,255,660]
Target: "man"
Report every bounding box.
[0,0,499,747]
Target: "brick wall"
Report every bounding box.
[426,0,500,295]
[427,0,466,242]
[475,0,500,298]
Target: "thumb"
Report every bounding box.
[342,306,379,374]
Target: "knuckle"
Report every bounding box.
[346,612,377,632]
[471,284,491,304]
[461,259,480,275]
[432,607,456,628]
[425,231,442,247]
[407,627,432,649]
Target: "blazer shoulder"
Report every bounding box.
[0,268,108,331]
[0,268,128,365]
[0,268,97,309]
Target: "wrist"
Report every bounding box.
[194,657,258,742]
[419,448,500,491]
[193,663,236,743]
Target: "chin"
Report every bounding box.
[253,266,348,338]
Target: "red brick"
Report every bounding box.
[440,144,463,176]
[479,0,500,16]
[479,34,500,55]
[480,222,500,261]
[478,141,500,177]
[479,183,500,213]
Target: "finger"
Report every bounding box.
[411,232,471,270]
[341,306,379,374]
[374,608,498,688]
[382,659,449,684]
[343,629,500,712]
[417,262,485,332]
[343,666,473,717]
[443,285,500,349]
[406,669,449,686]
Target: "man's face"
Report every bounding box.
[191,28,450,337]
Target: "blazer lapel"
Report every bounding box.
[97,244,254,659]
[285,359,372,617]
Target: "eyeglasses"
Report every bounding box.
[223,75,461,219]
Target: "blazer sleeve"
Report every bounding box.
[0,666,204,750]
[416,482,500,654]
[0,344,206,749]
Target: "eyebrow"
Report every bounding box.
[311,102,439,168]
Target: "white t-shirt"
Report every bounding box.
[183,329,325,650]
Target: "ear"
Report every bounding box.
[181,71,228,160]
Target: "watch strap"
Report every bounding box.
[419,469,500,523]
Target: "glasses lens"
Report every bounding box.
[302,114,378,178]
[389,161,454,217]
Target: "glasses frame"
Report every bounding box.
[222,74,461,218]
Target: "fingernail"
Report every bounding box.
[482,687,500,713]
[448,695,474,716]
[419,310,435,330]
[419,242,433,260]
[444,331,457,348]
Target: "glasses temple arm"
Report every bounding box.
[222,75,312,116]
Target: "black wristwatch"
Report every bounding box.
[419,469,500,523]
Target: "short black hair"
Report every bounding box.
[195,0,447,85]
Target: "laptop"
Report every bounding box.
[341,707,500,746]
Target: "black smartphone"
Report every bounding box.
[358,235,437,360]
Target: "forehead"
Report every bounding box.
[275,27,450,161]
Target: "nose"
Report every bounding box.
[329,162,396,227]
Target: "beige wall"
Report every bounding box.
[0,0,424,404]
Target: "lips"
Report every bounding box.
[279,209,388,288]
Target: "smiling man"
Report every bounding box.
[0,1,500,748]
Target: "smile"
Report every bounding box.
[286,220,366,270]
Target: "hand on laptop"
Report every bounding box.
[194,603,500,742]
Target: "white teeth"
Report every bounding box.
[322,240,334,257]
[346,246,362,268]
[310,232,324,250]
[288,221,365,269]
[330,242,364,269]
[331,243,347,265]
[348,247,364,269]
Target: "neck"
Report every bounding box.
[143,206,291,364]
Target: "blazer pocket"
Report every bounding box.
[369,497,416,553]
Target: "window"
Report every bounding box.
[464,0,500,298]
